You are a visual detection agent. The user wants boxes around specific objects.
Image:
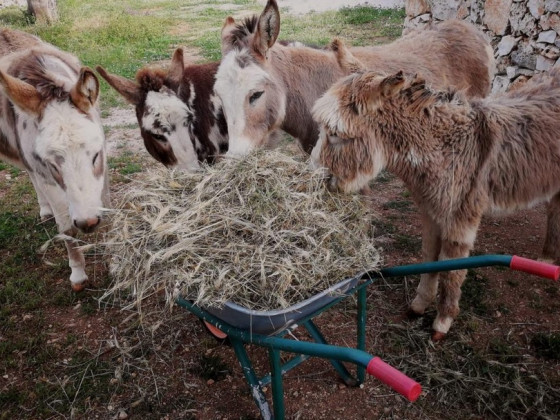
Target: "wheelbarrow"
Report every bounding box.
[175,254,560,420]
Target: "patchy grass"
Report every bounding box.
[108,152,144,177]
[460,270,491,316]
[0,1,558,419]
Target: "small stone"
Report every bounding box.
[543,45,560,59]
[492,75,510,94]
[529,0,545,18]
[511,44,537,69]
[206,379,215,385]
[2,374,8,379]
[537,54,556,70]
[540,12,560,32]
[484,0,513,35]
[545,0,560,12]
[118,410,128,420]
[430,0,462,20]
[107,405,114,412]
[497,35,519,56]
[537,30,557,43]
[405,0,430,18]
[506,66,535,79]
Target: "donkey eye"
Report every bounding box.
[92,152,99,165]
[249,91,264,104]
[152,133,167,143]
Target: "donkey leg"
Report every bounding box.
[64,231,88,292]
[41,181,88,291]
[410,213,442,315]
[29,172,53,221]
[542,192,560,263]
[432,226,478,341]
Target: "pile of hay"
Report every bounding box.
[102,150,380,311]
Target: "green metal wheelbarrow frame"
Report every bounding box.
[176,254,559,420]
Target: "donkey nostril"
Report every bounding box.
[74,217,101,233]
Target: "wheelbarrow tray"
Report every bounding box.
[203,275,361,335]
[176,254,559,419]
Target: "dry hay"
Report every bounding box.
[101,150,380,312]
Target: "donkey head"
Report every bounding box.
[97,48,205,171]
[311,71,409,193]
[0,67,107,233]
[215,0,286,156]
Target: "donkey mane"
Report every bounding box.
[400,77,463,112]
[230,15,259,51]
[10,50,79,102]
[135,67,167,94]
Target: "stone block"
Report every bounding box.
[492,75,511,93]
[537,29,558,42]
[543,45,560,58]
[510,2,538,36]
[497,35,519,55]
[405,0,430,18]
[485,0,514,35]
[529,0,545,18]
[456,0,469,20]
[506,65,536,78]
[511,43,538,69]
[545,0,560,12]
[430,0,462,20]
[540,13,560,32]
[536,54,556,69]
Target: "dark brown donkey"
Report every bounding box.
[97,48,228,171]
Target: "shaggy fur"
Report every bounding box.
[0,28,108,291]
[311,68,560,338]
[215,0,494,157]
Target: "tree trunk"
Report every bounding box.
[27,0,58,24]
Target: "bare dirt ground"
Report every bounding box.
[16,111,560,418]
[257,0,404,15]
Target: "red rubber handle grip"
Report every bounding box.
[366,357,422,402]
[510,256,560,281]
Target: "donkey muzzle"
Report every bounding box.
[74,217,101,233]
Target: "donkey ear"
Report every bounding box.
[381,70,405,97]
[330,38,366,74]
[168,48,185,81]
[0,70,43,115]
[96,66,142,105]
[221,16,237,55]
[252,0,280,59]
[70,67,99,112]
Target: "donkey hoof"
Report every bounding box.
[40,214,54,223]
[406,308,424,319]
[431,331,447,342]
[71,282,87,292]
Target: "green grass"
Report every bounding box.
[0,0,404,106]
[109,152,144,176]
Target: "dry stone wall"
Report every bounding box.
[404,0,560,92]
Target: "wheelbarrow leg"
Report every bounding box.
[357,285,367,384]
[230,338,273,420]
[269,348,286,420]
[303,320,358,386]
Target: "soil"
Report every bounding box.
[1,113,559,419]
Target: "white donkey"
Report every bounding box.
[0,29,109,291]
